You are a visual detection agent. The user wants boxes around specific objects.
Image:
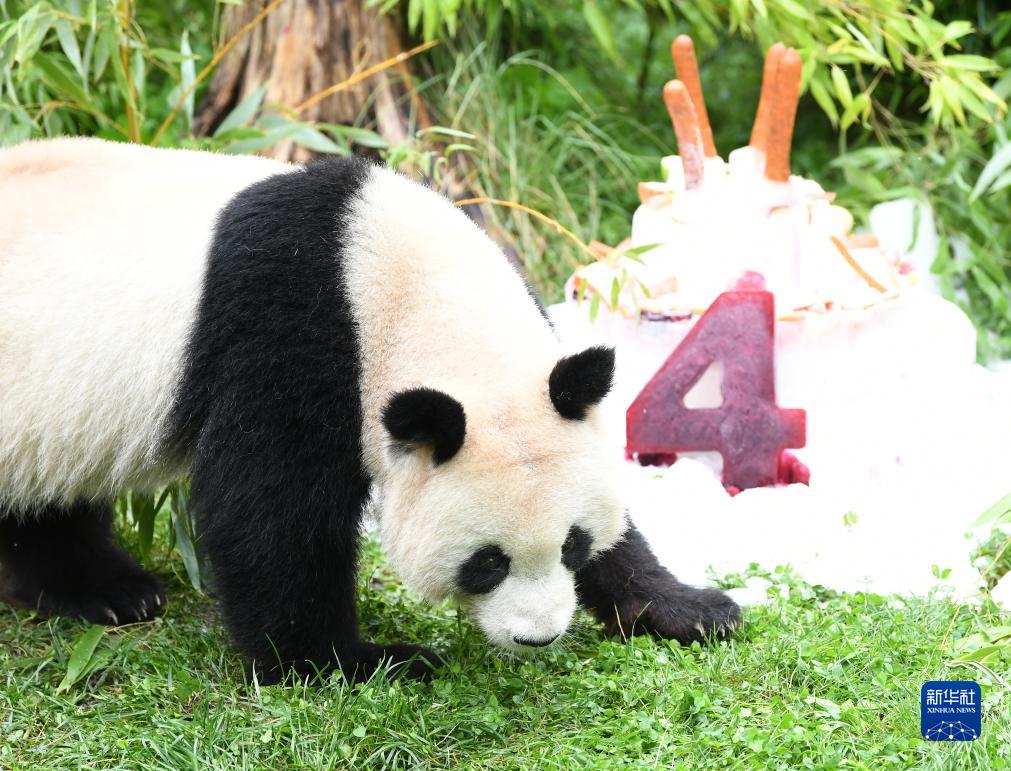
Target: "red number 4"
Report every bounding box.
[626,290,806,490]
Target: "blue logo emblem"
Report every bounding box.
[921,681,981,741]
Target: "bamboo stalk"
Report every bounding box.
[118,0,140,142]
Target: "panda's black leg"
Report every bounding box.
[172,161,439,684]
[193,432,439,685]
[0,501,164,625]
[575,521,740,644]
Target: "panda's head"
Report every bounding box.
[375,346,625,651]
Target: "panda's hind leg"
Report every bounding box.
[0,501,164,625]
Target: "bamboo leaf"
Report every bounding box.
[582,0,618,63]
[883,35,904,72]
[131,493,156,561]
[56,625,105,693]
[407,0,422,35]
[808,76,839,127]
[830,65,852,110]
[951,644,1003,665]
[972,492,1011,529]
[291,124,343,154]
[942,55,1000,73]
[320,123,389,149]
[54,18,83,81]
[149,48,200,64]
[214,82,269,137]
[969,143,1011,203]
[422,0,438,41]
[619,242,662,258]
[179,30,194,128]
[32,53,93,111]
[170,486,203,593]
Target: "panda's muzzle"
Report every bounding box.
[512,633,559,648]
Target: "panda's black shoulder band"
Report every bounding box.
[382,388,466,465]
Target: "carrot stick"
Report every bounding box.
[662,79,705,190]
[670,35,716,157]
[764,47,802,183]
[749,42,786,153]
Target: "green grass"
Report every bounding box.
[2,532,1009,769]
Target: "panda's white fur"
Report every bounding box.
[0,138,287,507]
[343,169,625,647]
[0,137,626,652]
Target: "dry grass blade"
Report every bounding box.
[829,235,888,292]
[453,196,594,262]
[292,40,440,116]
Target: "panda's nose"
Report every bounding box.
[513,634,559,648]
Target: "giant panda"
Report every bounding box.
[0,138,739,681]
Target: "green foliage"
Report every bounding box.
[0,0,393,154]
[0,0,212,143]
[376,0,1006,130]
[118,482,205,593]
[424,38,661,300]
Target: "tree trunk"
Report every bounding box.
[195,0,427,162]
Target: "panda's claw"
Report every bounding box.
[7,567,165,627]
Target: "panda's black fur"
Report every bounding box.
[0,154,740,683]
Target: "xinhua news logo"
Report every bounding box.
[921,681,981,742]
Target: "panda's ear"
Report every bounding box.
[382,387,466,464]
[549,346,615,420]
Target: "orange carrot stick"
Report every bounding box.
[662,79,705,190]
[670,35,716,158]
[765,47,802,183]
[749,42,786,152]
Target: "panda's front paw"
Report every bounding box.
[603,583,741,644]
[576,522,740,646]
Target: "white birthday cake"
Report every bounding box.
[549,37,1011,601]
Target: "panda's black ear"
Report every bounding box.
[549,346,615,420]
[382,388,466,464]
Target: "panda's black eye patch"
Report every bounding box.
[457,545,510,595]
[561,526,592,571]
